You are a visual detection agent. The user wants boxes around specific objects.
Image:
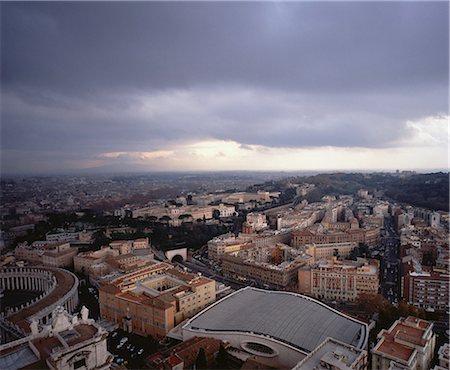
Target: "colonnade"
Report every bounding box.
[0,267,79,325]
[0,268,55,292]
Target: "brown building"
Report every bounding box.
[298,257,379,302]
[403,268,449,313]
[146,336,223,370]
[15,242,78,268]
[221,244,312,288]
[74,246,119,274]
[99,263,216,339]
[292,226,380,248]
[305,242,357,261]
[372,316,436,370]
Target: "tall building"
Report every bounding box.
[371,316,436,370]
[403,269,449,313]
[298,257,379,302]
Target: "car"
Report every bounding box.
[137,349,144,355]
[126,344,132,350]
[119,337,128,345]
[111,332,118,338]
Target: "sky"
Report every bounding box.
[1,1,448,174]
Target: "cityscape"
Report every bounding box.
[1,2,449,370]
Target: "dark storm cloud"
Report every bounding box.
[1,1,448,173]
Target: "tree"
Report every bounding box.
[216,345,228,367]
[195,347,207,369]
[159,215,172,223]
[178,214,192,220]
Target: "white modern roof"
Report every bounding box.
[183,287,368,353]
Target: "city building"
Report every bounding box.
[216,203,236,218]
[15,241,78,268]
[431,343,449,370]
[133,237,150,249]
[45,230,79,243]
[403,268,449,313]
[181,287,368,369]
[99,263,216,339]
[207,233,254,260]
[371,316,436,370]
[74,246,119,274]
[291,225,380,248]
[305,242,357,262]
[298,257,379,302]
[42,242,79,268]
[321,205,359,231]
[221,243,312,288]
[146,336,224,369]
[109,240,133,254]
[242,212,268,233]
[292,337,367,370]
[0,306,112,370]
[222,191,280,205]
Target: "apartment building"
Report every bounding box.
[292,226,380,248]
[207,233,254,260]
[15,241,78,268]
[42,245,78,268]
[74,246,119,274]
[404,269,449,313]
[298,257,379,301]
[372,316,436,370]
[432,343,449,370]
[221,244,312,288]
[99,263,216,338]
[305,242,357,262]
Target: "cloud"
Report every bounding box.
[1,1,448,173]
[99,151,173,160]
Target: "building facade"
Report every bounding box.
[305,242,357,262]
[298,257,379,302]
[404,269,449,313]
[371,316,436,370]
[221,244,312,288]
[99,264,216,339]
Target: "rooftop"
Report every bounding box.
[293,337,366,370]
[183,287,367,353]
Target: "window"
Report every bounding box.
[74,358,86,369]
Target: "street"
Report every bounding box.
[379,217,400,304]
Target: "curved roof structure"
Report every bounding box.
[183,287,368,353]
